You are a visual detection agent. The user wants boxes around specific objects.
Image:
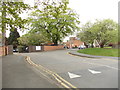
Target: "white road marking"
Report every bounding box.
[83,61,119,70]
[88,69,101,74]
[68,72,81,79]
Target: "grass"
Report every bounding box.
[77,48,119,57]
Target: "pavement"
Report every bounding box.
[0,56,2,90]
[2,54,59,88]
[22,49,119,88]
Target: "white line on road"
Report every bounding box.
[88,69,101,74]
[84,62,119,70]
[68,72,81,79]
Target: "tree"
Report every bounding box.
[18,32,50,46]
[8,28,20,46]
[92,19,118,48]
[77,19,118,48]
[0,1,31,32]
[29,0,80,45]
[0,1,31,46]
[77,22,95,48]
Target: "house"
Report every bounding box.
[63,37,84,48]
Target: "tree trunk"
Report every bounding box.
[91,42,94,48]
[53,40,58,46]
[100,44,104,48]
[91,44,94,48]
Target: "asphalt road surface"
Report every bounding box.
[23,49,118,88]
[2,54,59,88]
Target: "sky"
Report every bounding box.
[6,0,119,41]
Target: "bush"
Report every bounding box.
[17,46,25,53]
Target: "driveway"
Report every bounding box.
[23,50,118,88]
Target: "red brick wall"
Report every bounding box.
[44,46,64,51]
[0,46,5,56]
[29,46,44,52]
[0,45,13,56]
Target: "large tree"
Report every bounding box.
[0,1,30,32]
[18,32,50,46]
[77,19,118,48]
[92,19,118,48]
[29,0,80,45]
[8,28,20,45]
[0,1,31,46]
[77,22,95,48]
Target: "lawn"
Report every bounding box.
[77,48,119,57]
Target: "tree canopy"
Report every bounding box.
[8,28,20,45]
[77,19,118,48]
[18,32,50,46]
[0,1,31,32]
[28,0,80,45]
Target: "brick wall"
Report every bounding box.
[43,45,64,51]
[0,45,13,56]
[0,46,6,56]
[29,46,44,52]
[7,45,13,55]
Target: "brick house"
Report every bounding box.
[63,37,84,48]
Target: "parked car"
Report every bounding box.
[78,45,86,49]
[13,48,18,52]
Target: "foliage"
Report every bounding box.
[0,1,31,32]
[77,19,118,48]
[8,28,20,45]
[77,22,95,47]
[92,19,118,48]
[18,32,50,46]
[28,0,80,45]
[17,46,25,53]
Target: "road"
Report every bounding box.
[2,54,59,88]
[23,49,118,88]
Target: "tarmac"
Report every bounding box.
[2,54,59,88]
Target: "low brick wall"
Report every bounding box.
[0,45,13,56]
[7,45,13,55]
[43,45,64,51]
[0,46,5,56]
[29,46,44,52]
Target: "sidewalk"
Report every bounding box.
[2,54,59,88]
[0,56,2,90]
[68,50,118,60]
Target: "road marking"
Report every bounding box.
[68,72,81,79]
[67,52,119,70]
[18,54,77,89]
[88,69,101,74]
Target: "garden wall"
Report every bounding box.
[43,45,64,51]
[28,46,44,52]
[28,45,64,52]
[0,46,5,56]
[0,45,13,56]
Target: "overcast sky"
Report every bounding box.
[6,0,119,41]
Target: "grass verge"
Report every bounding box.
[77,48,118,57]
